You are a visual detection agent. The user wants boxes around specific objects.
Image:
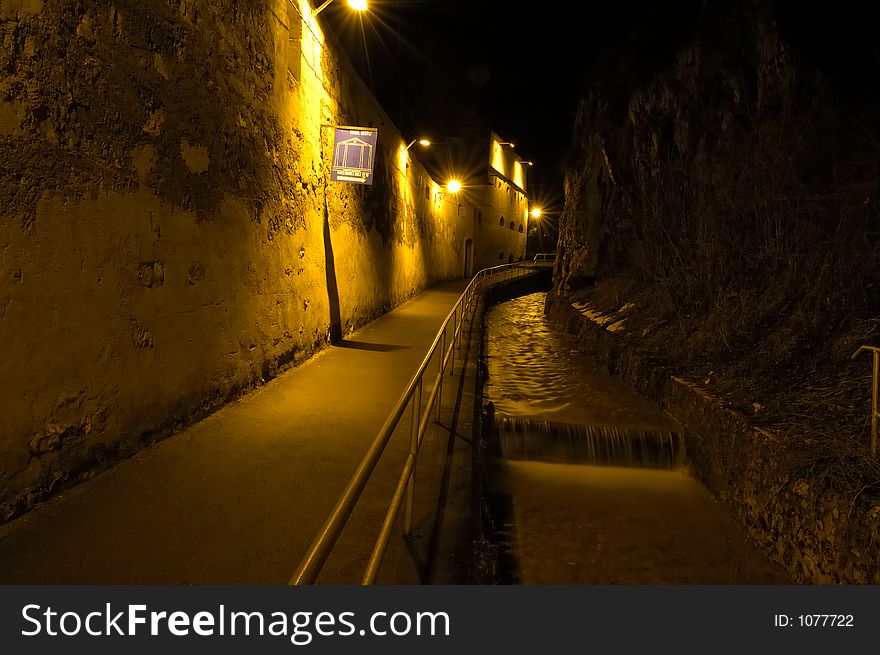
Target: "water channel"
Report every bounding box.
[484,292,789,584]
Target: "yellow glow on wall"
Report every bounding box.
[299,0,326,84]
[490,140,506,177]
[398,144,409,174]
[513,160,524,190]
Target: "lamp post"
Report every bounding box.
[313,0,367,16]
[406,138,431,150]
[528,207,544,254]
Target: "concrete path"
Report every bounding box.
[0,279,470,584]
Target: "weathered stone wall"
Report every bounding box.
[546,294,880,584]
[0,0,471,521]
[473,175,527,270]
[550,0,880,582]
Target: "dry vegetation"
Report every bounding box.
[572,103,880,492]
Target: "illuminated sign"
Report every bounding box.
[331,126,378,185]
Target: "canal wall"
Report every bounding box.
[0,1,471,521]
[546,291,880,584]
[464,272,554,584]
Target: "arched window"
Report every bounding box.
[518,224,524,233]
[509,221,515,230]
[499,216,505,226]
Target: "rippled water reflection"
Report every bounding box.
[485,292,679,433]
[482,292,790,583]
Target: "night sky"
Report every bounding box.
[322,0,880,218]
[321,0,697,215]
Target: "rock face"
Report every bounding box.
[552,0,880,583]
[557,1,879,304]
[555,0,880,381]
[0,1,472,521]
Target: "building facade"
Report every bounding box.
[416,132,529,276]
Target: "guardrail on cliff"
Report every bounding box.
[532,252,556,267]
[290,261,539,585]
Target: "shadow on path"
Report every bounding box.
[334,340,410,353]
[323,194,342,344]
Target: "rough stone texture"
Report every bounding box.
[550,0,880,583]
[547,295,880,584]
[555,1,878,305]
[0,0,473,521]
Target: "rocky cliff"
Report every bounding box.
[551,0,880,581]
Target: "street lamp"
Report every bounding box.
[446,179,462,194]
[498,141,515,147]
[518,160,534,166]
[313,0,367,16]
[530,207,542,218]
[406,138,431,149]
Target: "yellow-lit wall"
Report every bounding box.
[473,135,528,269]
[0,0,472,520]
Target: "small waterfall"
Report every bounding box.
[494,416,684,469]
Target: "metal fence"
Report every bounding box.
[290,261,539,585]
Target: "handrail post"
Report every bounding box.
[450,305,458,375]
[403,378,422,536]
[436,331,445,423]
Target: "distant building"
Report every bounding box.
[418,131,529,275]
[472,132,529,271]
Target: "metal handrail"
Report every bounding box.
[290,261,538,585]
[532,252,556,267]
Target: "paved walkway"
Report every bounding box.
[0,279,470,584]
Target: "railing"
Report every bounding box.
[852,345,880,457]
[290,261,538,585]
[532,252,557,267]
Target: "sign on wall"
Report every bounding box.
[330,126,378,185]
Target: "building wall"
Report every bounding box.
[470,135,528,270]
[0,0,471,521]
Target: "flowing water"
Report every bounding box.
[484,292,789,584]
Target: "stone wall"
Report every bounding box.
[472,175,528,270]
[0,0,472,521]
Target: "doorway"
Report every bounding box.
[464,239,474,277]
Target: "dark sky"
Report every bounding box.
[321,0,880,215]
[320,0,685,213]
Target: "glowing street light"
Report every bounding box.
[498,141,515,148]
[518,160,534,166]
[313,0,367,16]
[530,207,542,218]
[446,179,462,194]
[406,138,431,149]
